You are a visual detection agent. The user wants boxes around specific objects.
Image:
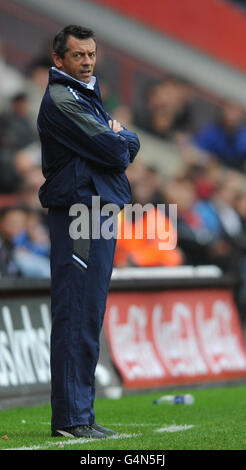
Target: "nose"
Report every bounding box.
[82,54,93,66]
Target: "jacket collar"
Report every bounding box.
[48,67,101,98]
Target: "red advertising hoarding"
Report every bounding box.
[104,289,246,388]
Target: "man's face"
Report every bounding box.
[53,35,96,83]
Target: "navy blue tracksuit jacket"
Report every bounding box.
[37,67,140,430]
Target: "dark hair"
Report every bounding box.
[53,24,96,58]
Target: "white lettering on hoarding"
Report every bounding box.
[152,303,208,377]
[0,331,17,386]
[196,300,246,373]
[108,305,164,381]
[0,304,51,387]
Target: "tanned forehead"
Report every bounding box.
[67,36,96,51]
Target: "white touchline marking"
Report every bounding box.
[4,444,42,451]
[110,423,158,427]
[4,433,142,451]
[155,424,195,433]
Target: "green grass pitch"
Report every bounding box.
[0,385,246,450]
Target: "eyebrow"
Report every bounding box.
[72,50,96,54]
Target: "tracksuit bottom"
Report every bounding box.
[48,206,116,431]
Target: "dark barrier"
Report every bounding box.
[0,266,245,406]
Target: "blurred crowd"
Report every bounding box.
[1,44,246,315]
[0,42,53,278]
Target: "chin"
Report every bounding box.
[79,73,92,83]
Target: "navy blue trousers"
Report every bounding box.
[48,206,116,430]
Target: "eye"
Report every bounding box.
[72,52,83,58]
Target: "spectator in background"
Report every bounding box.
[0,41,26,110]
[0,206,50,278]
[209,170,246,315]
[234,187,246,235]
[14,143,42,177]
[126,160,166,206]
[0,206,26,276]
[14,209,50,259]
[192,100,246,171]
[96,71,133,130]
[26,56,52,89]
[114,161,183,267]
[0,93,38,195]
[17,165,45,206]
[134,76,193,142]
[15,164,48,228]
[97,73,121,115]
[0,141,41,197]
[164,165,246,274]
[114,203,183,268]
[111,104,133,130]
[125,159,150,188]
[201,169,246,268]
[164,177,217,266]
[0,92,38,153]
[26,57,51,124]
[0,157,21,195]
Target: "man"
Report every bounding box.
[193,100,246,171]
[37,25,140,439]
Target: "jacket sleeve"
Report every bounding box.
[38,83,131,173]
[119,127,140,162]
[105,111,140,163]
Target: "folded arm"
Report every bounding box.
[38,83,133,173]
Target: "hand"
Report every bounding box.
[108,119,123,133]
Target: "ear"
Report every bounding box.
[52,52,63,69]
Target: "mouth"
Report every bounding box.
[80,70,91,76]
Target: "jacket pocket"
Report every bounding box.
[39,160,76,207]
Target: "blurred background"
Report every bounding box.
[1,0,246,321]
